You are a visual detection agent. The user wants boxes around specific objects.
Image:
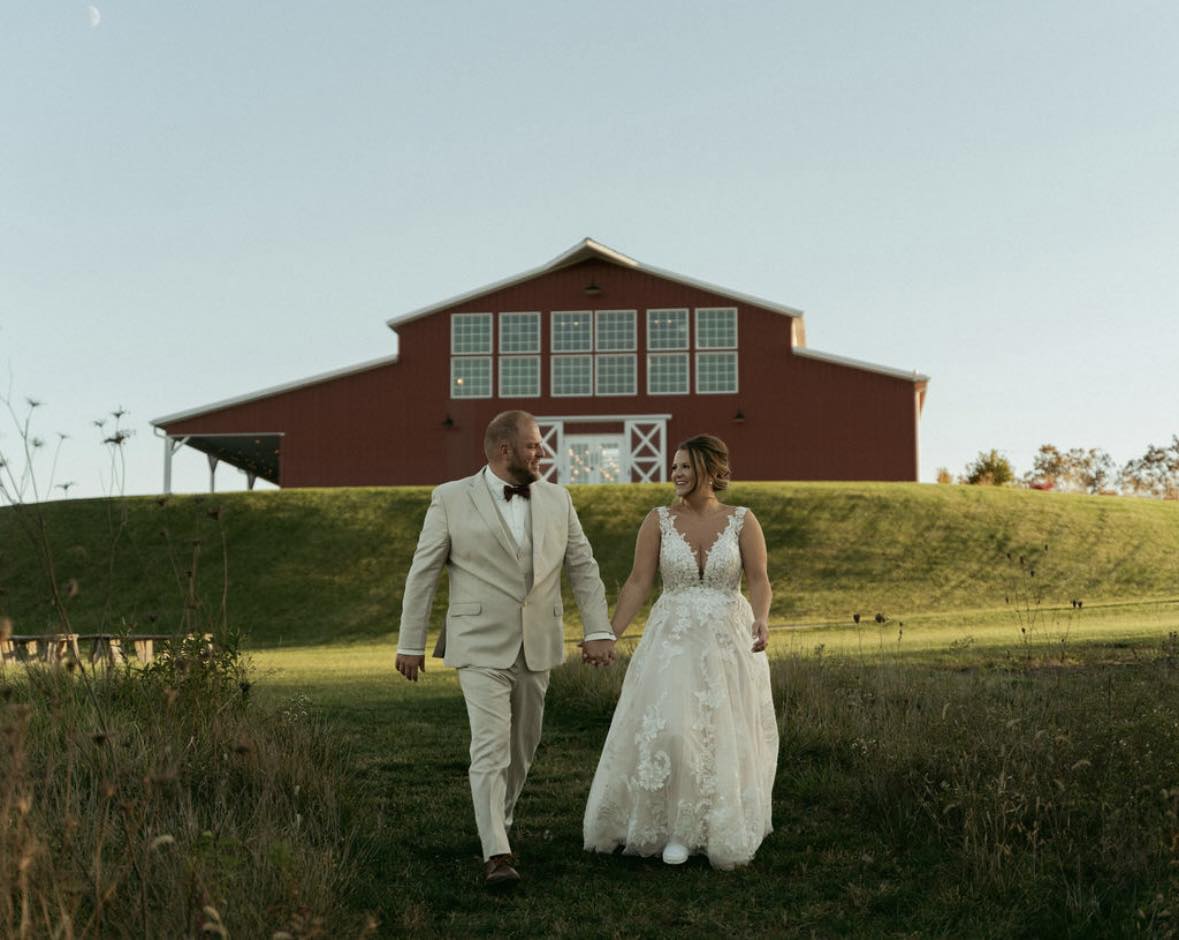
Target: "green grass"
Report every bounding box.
[248,639,1179,937]
[5,483,1179,935]
[3,483,1179,647]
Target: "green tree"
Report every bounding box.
[1120,436,1179,498]
[964,449,1014,486]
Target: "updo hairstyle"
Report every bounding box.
[677,434,731,496]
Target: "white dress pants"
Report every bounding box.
[456,647,550,860]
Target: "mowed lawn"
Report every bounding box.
[251,598,1179,937]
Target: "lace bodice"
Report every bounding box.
[657,505,747,592]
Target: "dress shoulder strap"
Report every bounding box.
[730,506,748,536]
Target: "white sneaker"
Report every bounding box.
[661,841,689,865]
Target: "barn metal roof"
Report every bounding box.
[385,237,807,329]
[151,354,399,427]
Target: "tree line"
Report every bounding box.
[938,437,1179,497]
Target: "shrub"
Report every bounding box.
[964,449,1015,486]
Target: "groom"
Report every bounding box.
[396,410,617,887]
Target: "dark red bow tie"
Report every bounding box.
[503,483,531,501]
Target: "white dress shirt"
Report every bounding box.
[484,466,530,546]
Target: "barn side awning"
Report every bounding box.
[158,432,282,493]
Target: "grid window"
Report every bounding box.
[647,353,689,395]
[596,354,636,396]
[499,312,540,354]
[451,313,493,354]
[696,307,738,349]
[451,356,492,398]
[552,355,593,397]
[499,356,540,398]
[696,351,738,394]
[552,311,593,352]
[646,309,689,350]
[595,310,637,352]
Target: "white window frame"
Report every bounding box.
[498,355,540,398]
[595,353,637,397]
[694,351,738,395]
[594,309,637,353]
[695,307,738,350]
[551,354,594,398]
[498,311,541,354]
[646,308,690,351]
[646,353,690,396]
[450,312,493,355]
[450,356,493,399]
[551,310,594,353]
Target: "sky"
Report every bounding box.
[2,1,1177,500]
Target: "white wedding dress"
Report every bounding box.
[583,506,779,869]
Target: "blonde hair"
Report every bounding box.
[676,434,731,497]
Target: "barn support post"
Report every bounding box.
[162,435,189,495]
[246,471,257,490]
[207,453,219,493]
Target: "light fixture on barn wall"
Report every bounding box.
[583,280,603,296]
[733,409,745,423]
[441,414,455,429]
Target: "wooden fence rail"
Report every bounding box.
[0,633,215,669]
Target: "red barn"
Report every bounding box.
[151,239,929,490]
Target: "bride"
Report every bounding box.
[582,434,778,869]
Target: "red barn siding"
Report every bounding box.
[160,254,924,486]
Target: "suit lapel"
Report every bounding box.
[531,481,557,581]
[467,472,519,561]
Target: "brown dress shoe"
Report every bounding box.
[484,853,520,889]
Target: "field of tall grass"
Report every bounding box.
[0,643,371,938]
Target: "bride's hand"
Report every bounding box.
[751,619,769,653]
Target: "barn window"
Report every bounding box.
[595,310,637,352]
[552,311,593,352]
[647,309,689,350]
[451,312,493,354]
[552,355,593,397]
[499,356,540,398]
[696,351,738,394]
[647,353,689,395]
[499,312,541,354]
[596,354,636,396]
[696,307,738,349]
[451,356,492,398]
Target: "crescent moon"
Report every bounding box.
[88,5,102,28]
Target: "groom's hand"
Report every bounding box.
[396,654,426,682]
[581,638,616,667]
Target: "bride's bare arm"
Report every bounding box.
[739,510,772,652]
[610,510,661,639]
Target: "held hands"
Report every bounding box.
[396,653,426,682]
[751,619,769,653]
[580,637,616,668]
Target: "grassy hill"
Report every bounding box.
[2,483,1178,647]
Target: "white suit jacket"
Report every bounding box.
[396,471,612,671]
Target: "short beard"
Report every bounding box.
[507,452,538,484]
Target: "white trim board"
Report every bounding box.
[386,237,805,331]
[792,347,930,384]
[151,354,400,427]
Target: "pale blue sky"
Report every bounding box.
[2,1,1177,498]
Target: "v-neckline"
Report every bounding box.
[666,507,736,580]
